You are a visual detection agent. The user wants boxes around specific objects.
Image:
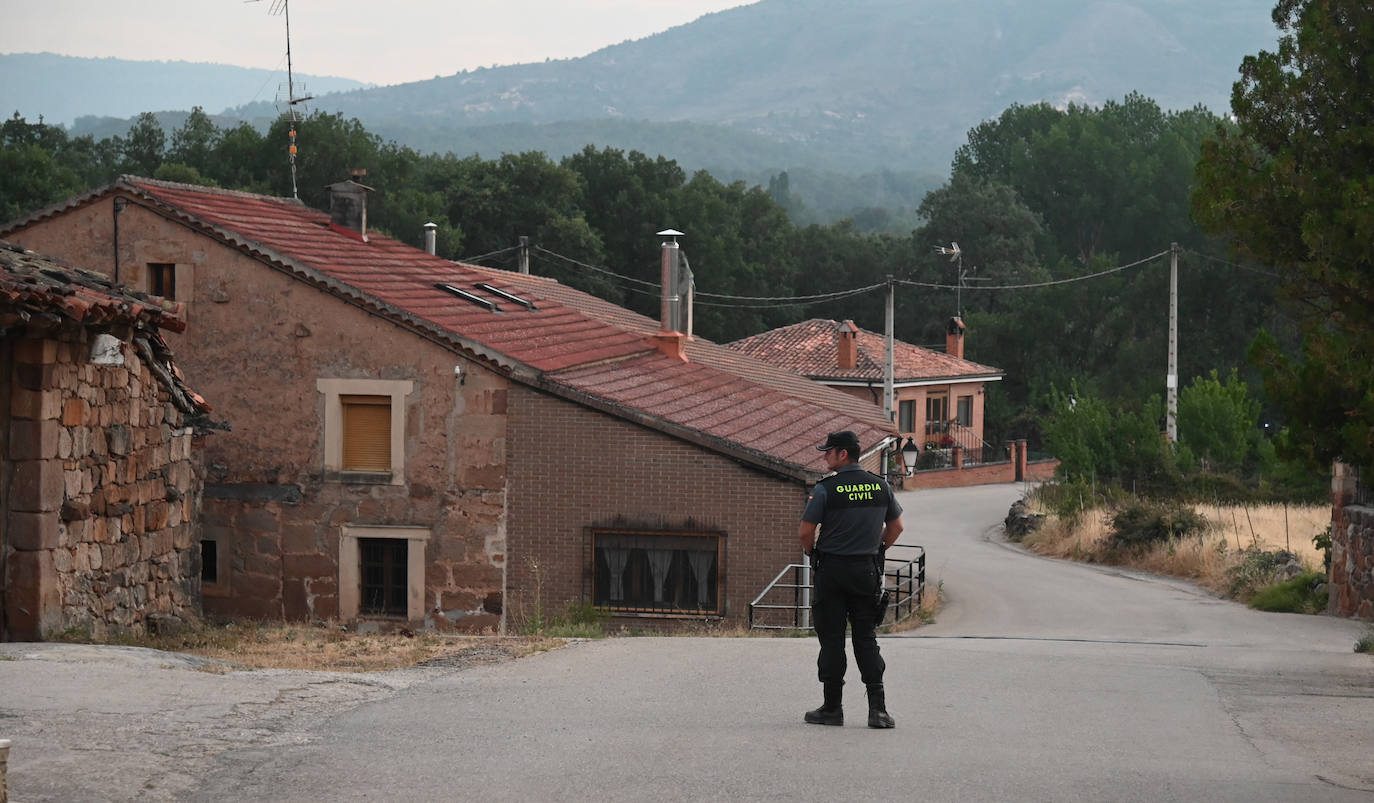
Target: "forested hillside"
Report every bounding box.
[0,92,1288,474]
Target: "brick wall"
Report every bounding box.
[506,386,809,630]
[3,331,203,640]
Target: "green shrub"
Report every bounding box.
[1249,571,1328,613]
[529,602,609,638]
[1313,526,1333,572]
[1109,502,1209,549]
[1356,628,1374,654]
[1227,548,1285,598]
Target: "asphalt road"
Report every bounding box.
[2,482,1371,801]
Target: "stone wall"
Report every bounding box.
[10,200,508,633]
[1330,506,1373,620]
[3,331,203,640]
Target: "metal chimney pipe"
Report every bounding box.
[423,222,437,255]
[657,229,684,332]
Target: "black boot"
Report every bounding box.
[804,682,844,726]
[866,684,895,729]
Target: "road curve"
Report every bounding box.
[183,483,1372,802]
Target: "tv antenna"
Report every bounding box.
[934,242,987,316]
[249,0,314,198]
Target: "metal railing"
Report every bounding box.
[747,545,926,631]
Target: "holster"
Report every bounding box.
[873,552,890,622]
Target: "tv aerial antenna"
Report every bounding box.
[934,242,987,317]
[249,0,314,198]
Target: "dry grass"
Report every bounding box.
[1022,501,1330,598]
[80,622,564,673]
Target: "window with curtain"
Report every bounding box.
[341,395,391,471]
[957,395,973,427]
[592,531,722,615]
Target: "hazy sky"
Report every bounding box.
[2,0,756,86]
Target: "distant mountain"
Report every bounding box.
[2,0,1280,220]
[292,0,1277,173]
[0,52,367,126]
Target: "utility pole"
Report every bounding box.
[1167,242,1179,442]
[518,236,530,274]
[884,275,895,423]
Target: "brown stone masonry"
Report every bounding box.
[3,331,204,640]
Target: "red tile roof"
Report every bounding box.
[727,318,1003,383]
[455,267,895,428]
[17,178,894,481]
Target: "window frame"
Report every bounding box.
[339,524,430,622]
[956,394,973,428]
[590,528,725,618]
[317,378,413,485]
[898,399,916,433]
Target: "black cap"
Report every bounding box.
[816,430,861,455]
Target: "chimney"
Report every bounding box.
[837,320,858,370]
[946,316,966,359]
[423,222,437,255]
[653,229,689,361]
[326,169,374,238]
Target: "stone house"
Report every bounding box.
[0,240,211,640]
[2,176,894,632]
[728,318,1004,457]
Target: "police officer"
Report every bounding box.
[799,430,903,728]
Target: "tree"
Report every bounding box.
[122,112,165,176]
[1178,369,1260,472]
[168,106,220,175]
[1193,0,1374,474]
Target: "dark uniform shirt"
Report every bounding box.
[802,464,902,556]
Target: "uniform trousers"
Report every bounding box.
[811,552,885,686]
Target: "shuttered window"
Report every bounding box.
[148,262,176,299]
[341,395,391,471]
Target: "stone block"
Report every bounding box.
[232,572,283,603]
[4,549,61,640]
[281,521,319,554]
[13,337,58,364]
[11,387,61,421]
[61,398,85,427]
[282,580,310,620]
[8,511,60,550]
[11,460,65,512]
[10,418,59,460]
[282,552,336,578]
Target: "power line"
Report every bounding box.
[1182,249,1282,278]
[897,249,1171,291]
[460,245,520,264]
[532,246,660,288]
[526,243,1177,305]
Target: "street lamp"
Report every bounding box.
[901,437,920,475]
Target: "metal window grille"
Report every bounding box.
[592,531,722,615]
[359,538,408,616]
